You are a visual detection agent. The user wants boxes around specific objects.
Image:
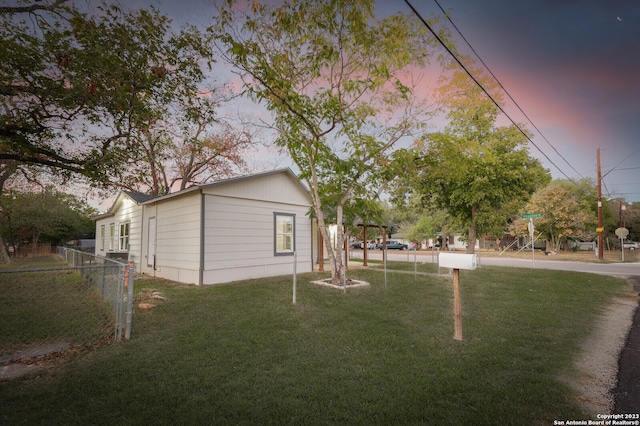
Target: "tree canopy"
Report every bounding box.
[0,0,214,185]
[395,61,550,252]
[212,0,446,282]
[0,187,97,252]
[510,182,593,252]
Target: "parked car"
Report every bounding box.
[376,240,408,250]
[350,241,363,249]
[622,241,638,250]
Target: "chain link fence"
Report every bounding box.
[0,249,134,363]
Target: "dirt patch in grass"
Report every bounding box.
[0,342,88,381]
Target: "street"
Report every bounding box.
[351,249,640,277]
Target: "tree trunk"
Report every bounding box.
[306,155,354,285]
[0,162,17,264]
[32,230,41,256]
[0,236,10,264]
[317,220,344,285]
[466,206,476,254]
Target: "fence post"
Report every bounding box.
[114,264,125,341]
[124,262,135,340]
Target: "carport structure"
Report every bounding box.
[356,222,388,267]
[316,222,388,271]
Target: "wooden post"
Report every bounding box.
[453,269,463,341]
[597,148,604,260]
[363,226,368,267]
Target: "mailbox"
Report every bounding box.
[438,252,477,270]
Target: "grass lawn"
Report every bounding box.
[0,257,115,354]
[0,260,633,425]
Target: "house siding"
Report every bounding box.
[201,195,312,284]
[94,194,144,263]
[95,169,312,286]
[204,171,310,206]
[200,170,312,284]
[149,192,201,284]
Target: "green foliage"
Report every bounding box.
[396,60,550,244]
[420,130,548,236]
[399,211,448,243]
[0,1,214,184]
[623,201,640,241]
[0,188,96,246]
[212,0,446,280]
[510,180,596,251]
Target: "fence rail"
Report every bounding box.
[0,249,134,362]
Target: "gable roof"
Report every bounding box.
[201,167,306,190]
[141,168,309,205]
[92,190,157,220]
[123,191,157,204]
[93,168,309,221]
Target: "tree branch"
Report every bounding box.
[0,0,69,14]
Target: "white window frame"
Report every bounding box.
[109,223,115,251]
[100,225,105,251]
[274,213,295,256]
[119,222,130,252]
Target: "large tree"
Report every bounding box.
[623,201,640,241]
[404,61,550,253]
[510,182,592,252]
[0,187,97,254]
[0,0,215,262]
[0,0,214,185]
[117,93,254,196]
[213,0,444,283]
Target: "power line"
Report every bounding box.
[403,0,577,183]
[431,0,585,180]
[614,166,640,171]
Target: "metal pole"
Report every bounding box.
[124,262,135,340]
[115,265,125,341]
[343,261,347,294]
[293,251,297,304]
[530,218,535,266]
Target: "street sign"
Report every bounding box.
[522,213,542,219]
[615,227,629,238]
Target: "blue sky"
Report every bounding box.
[143,0,640,202]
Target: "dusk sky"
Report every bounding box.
[146,0,640,202]
[403,0,640,202]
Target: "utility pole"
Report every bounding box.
[597,148,604,260]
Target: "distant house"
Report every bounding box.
[93,169,314,285]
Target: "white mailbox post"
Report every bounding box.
[438,253,477,270]
[439,253,477,341]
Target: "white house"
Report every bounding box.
[94,169,314,285]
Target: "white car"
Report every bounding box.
[622,241,638,250]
